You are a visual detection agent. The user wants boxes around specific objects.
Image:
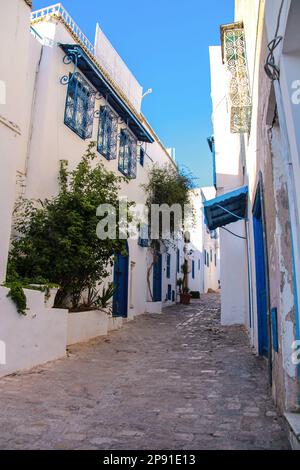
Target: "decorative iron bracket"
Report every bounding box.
[60,48,82,85]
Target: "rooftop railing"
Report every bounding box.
[31,3,95,55]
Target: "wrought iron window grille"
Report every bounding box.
[96,105,118,160]
[118,128,137,179]
[64,72,95,140]
[221,22,252,134]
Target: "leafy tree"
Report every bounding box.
[142,163,195,300]
[8,142,131,310]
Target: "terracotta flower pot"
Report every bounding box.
[180,293,191,305]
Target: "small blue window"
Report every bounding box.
[192,260,195,279]
[198,259,201,270]
[204,250,207,266]
[140,147,145,166]
[167,284,172,301]
[118,129,137,179]
[166,254,171,279]
[207,253,210,267]
[64,72,95,140]
[97,106,117,160]
[177,249,180,273]
[138,224,149,247]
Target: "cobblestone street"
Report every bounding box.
[0,293,289,450]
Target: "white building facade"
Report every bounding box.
[0,1,199,376]
[208,0,300,447]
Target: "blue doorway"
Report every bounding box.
[113,249,129,318]
[153,253,162,302]
[253,190,269,357]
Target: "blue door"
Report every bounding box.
[253,193,269,357]
[153,253,162,302]
[113,251,129,317]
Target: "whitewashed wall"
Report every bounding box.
[20,18,178,320]
[209,44,249,325]
[0,287,68,377]
[0,0,33,282]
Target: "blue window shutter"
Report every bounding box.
[166,254,171,279]
[118,129,137,179]
[140,147,145,166]
[177,249,180,273]
[97,106,117,160]
[192,260,195,279]
[198,259,200,270]
[64,72,95,140]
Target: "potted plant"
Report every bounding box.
[180,287,191,305]
[180,260,191,305]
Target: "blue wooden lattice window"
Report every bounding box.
[118,129,137,179]
[166,254,171,279]
[97,106,117,160]
[64,72,95,140]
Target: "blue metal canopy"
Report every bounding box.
[204,186,248,231]
[59,44,154,144]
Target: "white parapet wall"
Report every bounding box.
[0,287,68,377]
[67,310,110,346]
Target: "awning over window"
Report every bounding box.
[204,186,248,231]
[59,44,154,143]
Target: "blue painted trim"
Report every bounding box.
[59,44,154,143]
[204,186,249,209]
[291,231,300,341]
[271,308,279,353]
[166,254,171,279]
[207,136,217,189]
[290,229,300,403]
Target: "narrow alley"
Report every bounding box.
[0,294,289,450]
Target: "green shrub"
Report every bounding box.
[8,142,132,310]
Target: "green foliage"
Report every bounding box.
[6,282,27,315]
[97,282,116,309]
[142,163,195,240]
[142,163,194,301]
[8,142,131,310]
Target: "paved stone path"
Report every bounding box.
[0,293,289,449]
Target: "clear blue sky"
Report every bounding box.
[32,0,233,187]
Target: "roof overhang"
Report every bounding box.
[204,186,248,231]
[59,44,154,143]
